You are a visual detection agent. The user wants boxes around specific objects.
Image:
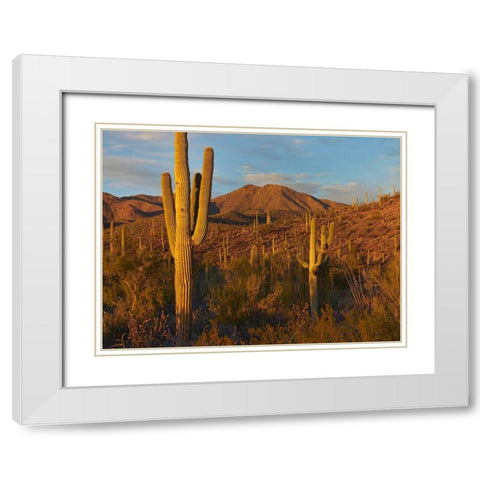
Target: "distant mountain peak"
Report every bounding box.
[211,183,343,214]
[103,184,346,224]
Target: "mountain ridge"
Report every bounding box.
[103,184,346,224]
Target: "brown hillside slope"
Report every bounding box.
[103,184,345,224]
[103,193,163,223]
[211,184,343,213]
[105,193,401,268]
[196,193,401,265]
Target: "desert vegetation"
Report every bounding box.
[102,134,401,348]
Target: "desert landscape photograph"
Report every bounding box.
[102,129,401,348]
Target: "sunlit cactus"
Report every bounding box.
[264,252,271,268]
[305,211,312,232]
[266,209,272,226]
[110,222,114,255]
[296,217,335,317]
[161,133,214,345]
[121,225,126,257]
[250,244,259,269]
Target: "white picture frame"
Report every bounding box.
[12,55,468,425]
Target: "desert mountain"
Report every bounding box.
[103,184,345,224]
[103,193,163,223]
[210,184,342,214]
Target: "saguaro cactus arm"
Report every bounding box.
[296,218,336,317]
[192,147,214,246]
[161,172,176,258]
[190,172,201,232]
[296,255,309,269]
[328,222,335,246]
[317,222,335,253]
[250,244,259,268]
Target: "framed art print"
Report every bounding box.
[13,55,468,424]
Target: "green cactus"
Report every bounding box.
[296,218,335,317]
[161,133,214,345]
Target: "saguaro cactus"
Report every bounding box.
[250,244,259,269]
[161,133,214,345]
[296,218,335,317]
[109,222,114,255]
[120,224,126,257]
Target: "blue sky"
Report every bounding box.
[102,130,400,203]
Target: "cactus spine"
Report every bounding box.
[296,218,335,317]
[161,133,214,345]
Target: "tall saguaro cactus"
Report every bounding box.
[296,218,335,317]
[161,133,214,345]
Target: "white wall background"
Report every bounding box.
[0,1,477,479]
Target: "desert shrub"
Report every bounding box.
[102,254,175,348]
[194,319,242,346]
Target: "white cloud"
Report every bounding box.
[244,172,292,184]
[103,155,170,192]
[242,171,332,196]
[321,182,360,193]
[120,131,171,142]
